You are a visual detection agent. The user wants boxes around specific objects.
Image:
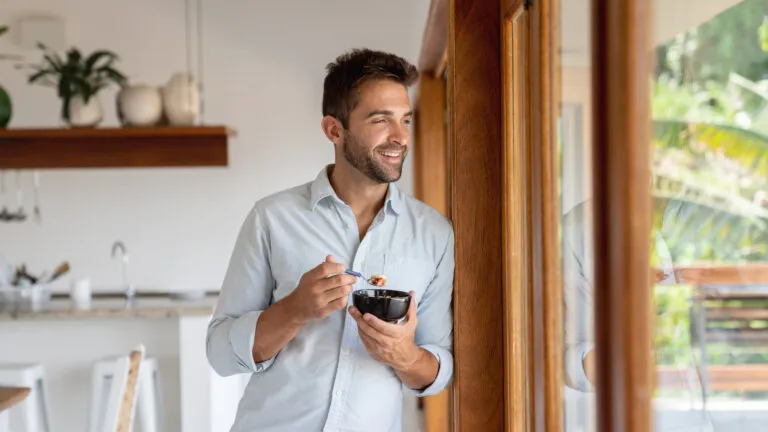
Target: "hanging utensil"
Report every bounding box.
[12,171,26,222]
[0,171,10,222]
[33,170,41,223]
[46,261,70,283]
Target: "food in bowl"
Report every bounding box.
[352,289,410,323]
[368,274,387,287]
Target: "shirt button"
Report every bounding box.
[343,348,351,355]
[335,390,343,397]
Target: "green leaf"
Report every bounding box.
[99,66,127,85]
[0,26,8,38]
[27,69,53,84]
[66,48,82,65]
[84,50,116,74]
[57,75,71,99]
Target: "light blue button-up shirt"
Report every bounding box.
[206,165,455,432]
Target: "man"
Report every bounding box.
[561,197,702,430]
[206,48,454,432]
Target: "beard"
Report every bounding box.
[342,130,407,184]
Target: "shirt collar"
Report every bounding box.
[309,164,402,216]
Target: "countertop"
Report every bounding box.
[0,292,219,321]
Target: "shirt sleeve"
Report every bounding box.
[408,226,455,397]
[562,206,596,392]
[206,206,277,376]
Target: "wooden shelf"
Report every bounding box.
[0,126,231,169]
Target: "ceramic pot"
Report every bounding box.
[161,72,200,126]
[67,95,103,127]
[117,84,163,126]
[0,84,11,128]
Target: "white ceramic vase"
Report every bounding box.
[67,95,103,127]
[161,72,200,126]
[117,84,163,126]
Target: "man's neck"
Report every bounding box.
[328,163,389,218]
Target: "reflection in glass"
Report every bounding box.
[558,0,596,428]
[651,1,768,430]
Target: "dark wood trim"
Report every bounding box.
[449,0,504,430]
[502,0,563,430]
[527,0,563,430]
[414,75,450,221]
[419,0,449,73]
[413,73,452,432]
[0,126,231,169]
[592,0,653,430]
[501,3,532,431]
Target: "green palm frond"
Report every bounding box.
[652,119,768,263]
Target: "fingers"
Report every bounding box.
[323,284,352,303]
[322,295,348,315]
[317,273,357,291]
[305,257,346,281]
[349,306,390,340]
[361,312,401,337]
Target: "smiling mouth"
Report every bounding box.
[378,150,403,162]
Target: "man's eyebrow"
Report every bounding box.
[366,110,414,118]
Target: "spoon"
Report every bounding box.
[344,269,387,287]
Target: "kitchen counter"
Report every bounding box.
[0,292,219,321]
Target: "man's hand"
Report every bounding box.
[285,255,357,324]
[348,290,420,370]
[349,292,439,390]
[252,254,355,363]
[583,349,596,386]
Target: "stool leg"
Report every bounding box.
[0,410,9,432]
[36,376,52,432]
[137,365,158,432]
[90,369,113,432]
[20,390,38,432]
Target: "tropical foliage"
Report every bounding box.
[651,0,768,384]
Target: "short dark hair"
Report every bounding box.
[322,48,418,128]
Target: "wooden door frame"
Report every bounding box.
[448,0,505,429]
[501,0,563,430]
[591,0,653,430]
[414,0,653,430]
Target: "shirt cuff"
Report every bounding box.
[564,342,594,392]
[229,310,276,373]
[407,345,454,397]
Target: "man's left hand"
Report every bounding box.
[348,290,420,371]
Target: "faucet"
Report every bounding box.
[111,241,136,301]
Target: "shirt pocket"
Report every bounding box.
[362,253,435,304]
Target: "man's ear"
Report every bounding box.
[321,115,344,145]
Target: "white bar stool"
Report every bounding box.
[89,357,161,432]
[0,364,52,432]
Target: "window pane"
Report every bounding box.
[558,0,597,430]
[651,0,768,430]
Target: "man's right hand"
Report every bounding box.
[286,255,357,324]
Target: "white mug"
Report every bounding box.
[70,277,92,308]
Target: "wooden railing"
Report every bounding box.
[657,364,768,391]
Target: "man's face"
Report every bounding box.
[341,79,412,184]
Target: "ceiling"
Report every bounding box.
[560,0,744,67]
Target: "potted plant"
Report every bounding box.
[25,44,127,127]
[0,25,19,128]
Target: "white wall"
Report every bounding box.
[0,1,428,430]
[0,0,425,293]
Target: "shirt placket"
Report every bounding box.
[323,209,385,431]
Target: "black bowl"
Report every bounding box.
[352,289,411,323]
